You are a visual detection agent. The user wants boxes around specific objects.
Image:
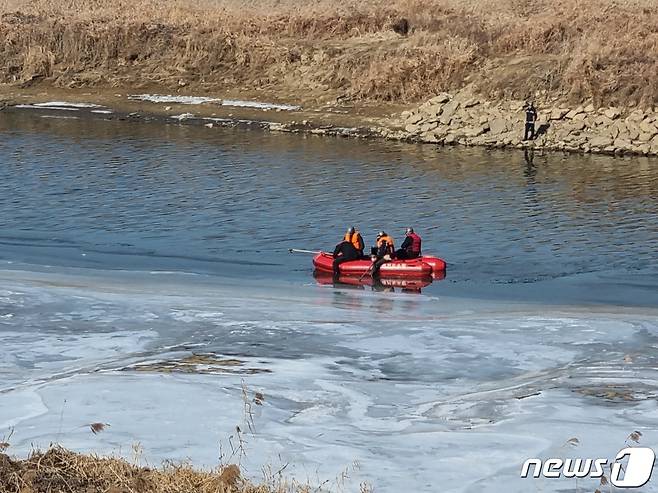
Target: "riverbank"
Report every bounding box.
[393,88,658,156]
[1,0,657,156]
[0,446,306,493]
[3,85,658,156]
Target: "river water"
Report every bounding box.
[1,110,657,492]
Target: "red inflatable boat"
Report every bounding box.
[312,252,446,279]
[314,272,438,288]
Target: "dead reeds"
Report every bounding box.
[0,445,305,493]
[0,0,656,105]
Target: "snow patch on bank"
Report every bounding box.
[129,94,300,111]
[32,102,106,109]
[16,104,79,111]
[222,99,300,111]
[15,102,111,113]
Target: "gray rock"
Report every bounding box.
[489,118,508,135]
[589,136,613,148]
[614,138,632,149]
[405,123,420,133]
[441,100,460,120]
[594,115,614,127]
[614,121,628,133]
[444,134,458,145]
[551,108,569,120]
[509,100,524,111]
[569,121,586,131]
[639,121,657,135]
[626,123,640,140]
[627,110,646,122]
[420,122,438,133]
[638,144,651,155]
[408,113,423,124]
[464,124,489,137]
[439,114,453,125]
[565,108,583,119]
[429,93,451,105]
[420,131,441,143]
[604,107,621,120]
[426,106,443,119]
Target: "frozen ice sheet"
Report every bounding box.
[0,266,657,492]
[129,94,300,111]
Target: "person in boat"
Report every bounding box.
[332,238,361,276]
[370,231,395,276]
[343,226,365,257]
[395,227,422,259]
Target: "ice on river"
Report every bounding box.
[128,94,300,111]
[0,266,657,492]
[15,102,108,111]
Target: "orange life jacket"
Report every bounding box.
[344,231,364,252]
[376,235,395,254]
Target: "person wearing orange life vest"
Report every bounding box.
[396,227,422,260]
[343,226,365,257]
[332,226,363,276]
[370,231,395,276]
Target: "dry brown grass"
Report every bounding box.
[0,446,309,493]
[0,0,657,105]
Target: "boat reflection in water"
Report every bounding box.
[313,270,444,294]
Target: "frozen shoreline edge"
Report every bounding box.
[3,93,658,159]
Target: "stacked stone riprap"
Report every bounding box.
[388,92,658,156]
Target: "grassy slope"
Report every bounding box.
[0,446,316,493]
[0,0,656,106]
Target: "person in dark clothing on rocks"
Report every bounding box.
[523,102,538,140]
[396,227,422,260]
[332,239,360,276]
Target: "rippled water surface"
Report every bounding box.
[1,112,657,303]
[1,110,658,493]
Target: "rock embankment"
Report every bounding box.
[386,92,658,156]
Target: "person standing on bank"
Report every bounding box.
[396,227,422,260]
[523,101,538,141]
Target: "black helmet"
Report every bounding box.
[347,226,355,234]
[406,227,414,234]
[377,231,386,238]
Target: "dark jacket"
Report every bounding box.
[333,241,360,260]
[525,105,538,124]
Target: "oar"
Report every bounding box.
[359,260,375,281]
[288,248,322,254]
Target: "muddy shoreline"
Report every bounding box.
[0,85,393,137]
[2,85,657,158]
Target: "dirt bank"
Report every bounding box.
[1,0,657,156]
[1,0,657,106]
